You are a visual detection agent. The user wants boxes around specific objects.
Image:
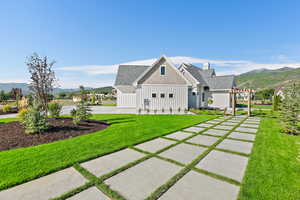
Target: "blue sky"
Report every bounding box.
[0,0,300,88]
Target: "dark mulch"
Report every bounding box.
[0,117,109,152]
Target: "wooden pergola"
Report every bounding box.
[229,88,255,117]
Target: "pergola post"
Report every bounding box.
[248,89,252,117]
[233,91,236,116]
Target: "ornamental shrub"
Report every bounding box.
[21,105,49,134]
[48,101,62,118]
[272,94,281,111]
[17,108,29,121]
[2,104,12,113]
[71,102,92,125]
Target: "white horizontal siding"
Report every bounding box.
[137,85,188,110]
[117,91,136,108]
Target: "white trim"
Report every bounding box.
[132,55,192,86]
[140,84,188,87]
[160,65,166,76]
[178,63,200,85]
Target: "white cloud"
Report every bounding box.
[57,56,300,77]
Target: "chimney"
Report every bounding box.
[203,62,210,70]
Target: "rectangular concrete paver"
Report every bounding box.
[221,121,239,126]
[206,121,220,124]
[165,131,193,140]
[81,148,144,176]
[184,127,204,133]
[159,171,239,200]
[203,129,228,136]
[214,125,233,130]
[187,135,219,146]
[195,123,213,128]
[235,127,257,134]
[105,157,182,200]
[229,132,256,141]
[196,150,249,182]
[160,143,206,164]
[217,139,253,154]
[67,187,109,200]
[0,168,87,200]
[135,138,176,153]
[240,123,259,128]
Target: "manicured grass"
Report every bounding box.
[239,117,300,200]
[238,104,272,109]
[0,114,215,191]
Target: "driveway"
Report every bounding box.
[0,116,260,200]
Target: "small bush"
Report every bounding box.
[17,108,29,121]
[48,102,62,118]
[2,105,12,113]
[71,102,92,125]
[178,107,181,113]
[169,107,173,114]
[21,105,49,134]
[162,108,165,113]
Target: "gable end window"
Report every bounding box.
[160,93,165,98]
[160,65,166,75]
[152,93,156,98]
[169,93,174,98]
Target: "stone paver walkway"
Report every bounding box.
[0,115,261,200]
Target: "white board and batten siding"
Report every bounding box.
[117,92,136,108]
[137,84,188,110]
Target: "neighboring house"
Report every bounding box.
[114,55,236,110]
[275,88,285,99]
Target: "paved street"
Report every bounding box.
[0,116,260,200]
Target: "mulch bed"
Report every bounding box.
[0,117,109,152]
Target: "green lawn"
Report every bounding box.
[0,114,215,191]
[239,116,300,200]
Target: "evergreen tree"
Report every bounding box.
[280,83,300,135]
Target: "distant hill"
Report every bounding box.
[236,67,300,89]
[0,83,114,95]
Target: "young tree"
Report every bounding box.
[280,83,300,135]
[26,53,57,114]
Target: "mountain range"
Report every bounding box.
[1,67,299,92]
[235,67,300,89]
[0,83,113,95]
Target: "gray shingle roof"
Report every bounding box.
[183,63,235,90]
[114,65,150,86]
[114,62,235,92]
[206,75,235,90]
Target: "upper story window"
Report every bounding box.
[169,93,174,98]
[160,65,166,75]
[152,93,156,98]
[160,93,165,98]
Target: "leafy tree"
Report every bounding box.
[57,92,67,99]
[280,83,300,135]
[255,88,275,102]
[26,53,57,114]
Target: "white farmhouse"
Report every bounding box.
[114,56,236,110]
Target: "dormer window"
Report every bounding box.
[160,65,166,75]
